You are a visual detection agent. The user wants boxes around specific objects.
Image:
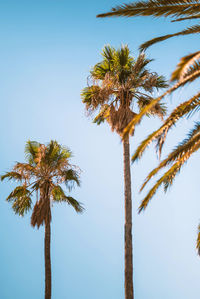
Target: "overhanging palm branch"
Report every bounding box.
[138,122,200,212]
[132,90,200,162]
[97,0,200,19]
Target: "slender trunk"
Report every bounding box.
[123,136,134,299]
[45,218,51,299]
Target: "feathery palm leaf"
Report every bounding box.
[139,122,200,212]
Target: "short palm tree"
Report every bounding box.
[81,45,168,299]
[97,0,200,253]
[1,140,83,299]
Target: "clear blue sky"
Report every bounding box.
[0,1,200,298]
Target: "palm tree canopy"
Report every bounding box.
[81,45,168,136]
[1,140,83,227]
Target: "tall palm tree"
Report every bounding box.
[97,0,200,253]
[1,140,83,299]
[81,45,168,299]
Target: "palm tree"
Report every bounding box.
[1,140,84,299]
[97,0,200,253]
[81,45,168,299]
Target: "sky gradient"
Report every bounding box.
[0,1,200,298]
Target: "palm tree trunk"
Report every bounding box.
[123,136,134,299]
[45,218,51,299]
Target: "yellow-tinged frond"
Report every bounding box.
[196,224,200,256]
[140,24,200,51]
[141,122,200,190]
[97,1,200,19]
[171,51,200,82]
[123,69,200,138]
[139,123,200,211]
[172,14,200,22]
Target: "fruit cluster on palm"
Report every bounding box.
[81,44,168,299]
[1,140,83,299]
[97,0,200,253]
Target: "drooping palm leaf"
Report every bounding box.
[139,122,200,212]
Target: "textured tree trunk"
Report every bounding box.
[123,136,134,299]
[45,218,51,299]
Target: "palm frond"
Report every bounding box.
[97,0,200,19]
[140,121,200,190]
[140,24,200,51]
[172,14,200,22]
[6,186,32,216]
[171,51,200,81]
[25,140,40,165]
[93,104,110,125]
[139,122,200,211]
[52,185,84,213]
[64,196,84,213]
[62,169,81,190]
[1,171,23,182]
[196,224,200,256]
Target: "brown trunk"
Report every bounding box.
[123,136,134,299]
[45,214,51,299]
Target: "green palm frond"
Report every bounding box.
[81,85,110,112]
[137,96,167,119]
[52,185,83,213]
[6,186,32,216]
[132,52,153,74]
[12,196,32,216]
[101,45,115,63]
[93,104,110,125]
[64,196,84,213]
[45,141,71,168]
[25,140,40,165]
[62,169,81,189]
[6,186,31,201]
[52,185,68,201]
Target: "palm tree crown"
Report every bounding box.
[81,45,168,135]
[1,140,83,226]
